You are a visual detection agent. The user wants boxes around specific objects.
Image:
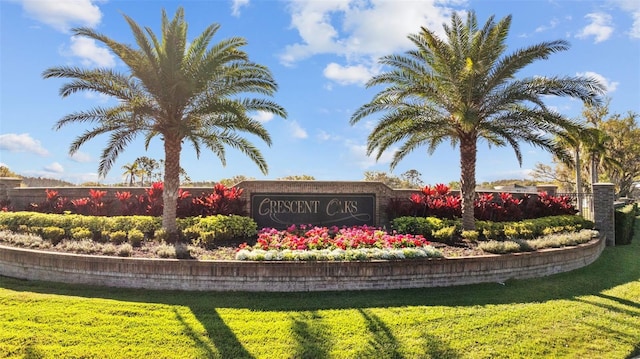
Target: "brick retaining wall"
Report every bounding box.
[0,238,604,292]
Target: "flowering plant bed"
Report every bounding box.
[235,225,442,260]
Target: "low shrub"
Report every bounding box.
[190,215,257,247]
[109,230,128,245]
[432,226,457,243]
[235,246,443,261]
[391,216,444,237]
[155,243,176,258]
[153,228,170,242]
[0,230,49,249]
[478,240,522,254]
[71,227,93,241]
[527,229,599,250]
[40,226,66,245]
[461,230,479,242]
[127,229,145,247]
[118,243,133,257]
[59,239,101,254]
[393,215,592,242]
[479,229,598,254]
[102,243,118,255]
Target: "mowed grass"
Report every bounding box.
[1,219,639,358]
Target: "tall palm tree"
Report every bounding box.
[554,126,600,215]
[43,8,287,238]
[581,127,620,185]
[579,102,622,185]
[350,11,604,230]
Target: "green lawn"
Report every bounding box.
[1,219,639,358]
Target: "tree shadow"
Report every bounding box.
[22,343,45,359]
[354,308,461,359]
[358,308,404,358]
[172,307,254,359]
[289,311,331,359]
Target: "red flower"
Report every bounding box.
[434,183,450,196]
[115,191,132,201]
[89,189,107,200]
[45,189,59,201]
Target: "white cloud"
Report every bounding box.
[277,0,476,88]
[68,36,115,67]
[535,18,559,33]
[0,133,49,156]
[323,62,376,86]
[44,162,64,174]
[612,0,640,38]
[231,0,250,17]
[83,92,112,103]
[316,130,332,141]
[251,110,275,123]
[577,71,619,93]
[577,12,614,43]
[632,12,640,38]
[280,0,461,74]
[346,142,395,169]
[69,151,92,163]
[289,121,308,139]
[19,0,102,33]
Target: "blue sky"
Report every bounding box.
[1,0,639,185]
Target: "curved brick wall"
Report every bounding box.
[0,238,604,292]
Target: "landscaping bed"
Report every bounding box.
[0,211,597,261]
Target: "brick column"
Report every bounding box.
[592,183,615,246]
[0,177,22,207]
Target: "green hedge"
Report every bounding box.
[614,203,638,245]
[392,215,594,242]
[0,212,258,248]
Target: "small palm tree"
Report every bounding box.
[134,156,159,186]
[44,8,287,238]
[121,162,143,186]
[350,11,604,230]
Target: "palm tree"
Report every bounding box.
[554,127,596,214]
[582,127,620,185]
[134,156,159,186]
[43,8,287,238]
[121,162,143,186]
[350,11,604,230]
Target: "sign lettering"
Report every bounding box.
[251,194,375,229]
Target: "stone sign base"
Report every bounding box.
[0,238,604,292]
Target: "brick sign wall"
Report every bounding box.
[239,181,397,228]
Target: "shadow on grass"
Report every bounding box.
[358,309,404,358]
[357,308,462,359]
[289,311,331,359]
[1,232,639,358]
[172,308,254,359]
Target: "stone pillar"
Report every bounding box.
[0,177,23,207]
[592,183,615,246]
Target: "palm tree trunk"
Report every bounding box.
[162,133,182,241]
[459,135,477,231]
[590,154,598,184]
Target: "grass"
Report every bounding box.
[1,219,639,358]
